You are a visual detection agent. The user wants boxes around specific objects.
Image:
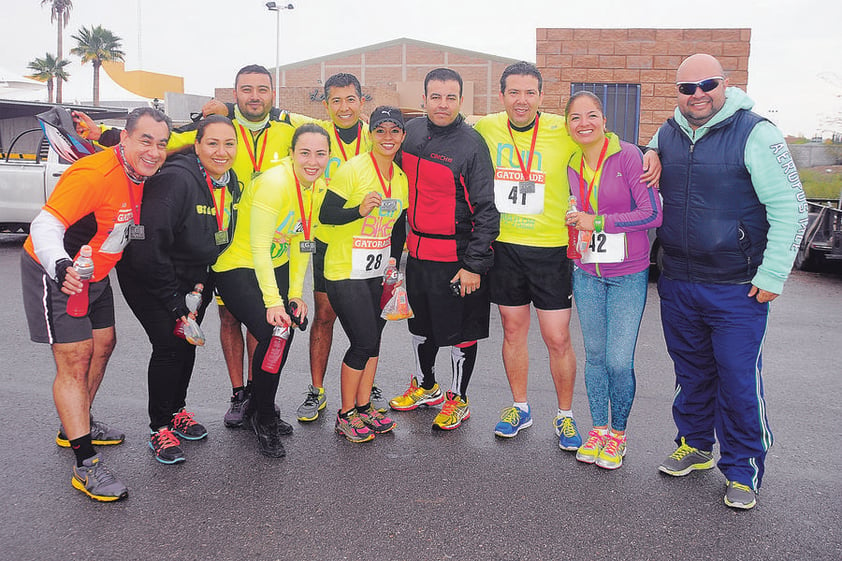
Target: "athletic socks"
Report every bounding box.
[411,334,439,390]
[69,434,96,467]
[451,342,477,400]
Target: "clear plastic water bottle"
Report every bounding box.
[173,284,206,346]
[67,245,94,317]
[566,196,582,260]
[380,257,400,310]
[262,324,290,374]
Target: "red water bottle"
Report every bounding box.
[67,245,94,317]
[566,196,582,260]
[262,324,290,374]
[380,257,399,310]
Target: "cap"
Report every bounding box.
[369,106,404,131]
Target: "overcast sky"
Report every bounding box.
[3,0,840,136]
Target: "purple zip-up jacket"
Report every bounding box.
[567,137,662,277]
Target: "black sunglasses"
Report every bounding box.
[676,77,723,96]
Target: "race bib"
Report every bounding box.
[493,168,546,215]
[350,237,390,279]
[100,210,134,254]
[581,232,626,264]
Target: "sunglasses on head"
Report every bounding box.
[676,77,724,96]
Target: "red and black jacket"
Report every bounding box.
[401,114,498,274]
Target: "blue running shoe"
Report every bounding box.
[494,406,533,438]
[555,416,582,451]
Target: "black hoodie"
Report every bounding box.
[119,151,242,318]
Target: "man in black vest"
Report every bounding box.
[650,53,807,510]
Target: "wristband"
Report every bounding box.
[55,258,73,285]
[594,215,605,233]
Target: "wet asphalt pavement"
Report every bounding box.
[1,232,840,561]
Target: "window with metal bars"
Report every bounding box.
[570,83,641,144]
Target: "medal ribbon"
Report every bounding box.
[334,123,362,162]
[237,123,269,173]
[114,146,143,224]
[369,153,392,198]
[201,170,226,232]
[578,137,610,213]
[506,114,540,182]
[294,173,314,241]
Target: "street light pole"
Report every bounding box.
[265,2,294,109]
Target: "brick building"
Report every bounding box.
[536,28,751,143]
[213,30,751,144]
[214,38,519,120]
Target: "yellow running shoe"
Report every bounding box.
[389,378,445,411]
[432,392,470,430]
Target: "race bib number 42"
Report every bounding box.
[581,232,626,264]
[493,168,546,215]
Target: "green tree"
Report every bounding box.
[70,25,124,106]
[27,53,70,104]
[40,0,73,103]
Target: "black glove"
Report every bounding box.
[54,258,73,286]
[165,292,189,322]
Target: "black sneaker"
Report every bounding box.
[149,428,185,464]
[224,389,248,428]
[171,410,208,440]
[247,410,286,458]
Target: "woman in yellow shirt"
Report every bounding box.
[318,107,408,443]
[214,124,330,458]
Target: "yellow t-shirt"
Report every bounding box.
[213,157,326,306]
[168,118,296,187]
[288,115,373,182]
[473,111,575,247]
[322,153,408,281]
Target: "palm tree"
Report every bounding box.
[27,53,71,103]
[70,25,124,106]
[40,0,73,103]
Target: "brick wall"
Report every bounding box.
[215,40,517,120]
[536,28,751,143]
[214,85,401,121]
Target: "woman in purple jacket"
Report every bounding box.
[564,91,662,470]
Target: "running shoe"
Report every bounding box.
[224,389,248,428]
[71,454,128,502]
[576,430,606,464]
[359,405,396,434]
[171,410,208,440]
[296,385,327,422]
[724,480,757,510]
[149,428,185,464]
[494,406,533,438]
[335,410,375,443]
[595,434,626,470]
[247,410,286,458]
[432,392,470,431]
[658,437,715,476]
[370,385,388,413]
[389,378,445,411]
[555,416,582,451]
[56,416,125,448]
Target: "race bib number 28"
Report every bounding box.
[351,237,390,279]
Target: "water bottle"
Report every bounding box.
[67,245,94,317]
[261,324,290,374]
[173,284,206,346]
[380,257,400,310]
[566,196,582,260]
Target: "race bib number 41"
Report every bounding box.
[493,168,546,215]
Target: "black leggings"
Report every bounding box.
[116,267,211,431]
[326,277,386,371]
[215,265,294,421]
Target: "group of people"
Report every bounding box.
[22,53,806,512]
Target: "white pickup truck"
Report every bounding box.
[0,134,68,232]
[0,99,128,233]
